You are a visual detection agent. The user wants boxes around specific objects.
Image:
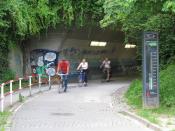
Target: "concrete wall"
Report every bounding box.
[23,27,137,78]
[8,44,23,77]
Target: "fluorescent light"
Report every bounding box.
[125,44,136,48]
[90,41,107,47]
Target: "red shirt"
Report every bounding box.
[57,60,70,74]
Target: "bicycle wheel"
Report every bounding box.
[58,79,63,93]
[78,72,83,87]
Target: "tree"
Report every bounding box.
[0,0,104,80]
[100,0,175,67]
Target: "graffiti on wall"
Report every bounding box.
[30,49,59,77]
[60,47,116,58]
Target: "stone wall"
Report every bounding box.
[8,44,23,77]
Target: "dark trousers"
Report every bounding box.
[82,69,88,83]
[61,74,68,92]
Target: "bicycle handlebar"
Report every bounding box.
[56,73,69,76]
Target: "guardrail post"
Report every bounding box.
[1,83,4,112]
[29,76,32,96]
[19,78,23,102]
[49,75,51,90]
[19,78,23,90]
[10,80,13,106]
[38,74,41,92]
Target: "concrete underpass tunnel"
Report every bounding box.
[23,27,138,80]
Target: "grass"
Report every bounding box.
[124,76,175,125]
[0,78,46,131]
[3,77,48,94]
[4,80,29,93]
[136,109,159,124]
[125,89,175,125]
[0,111,11,131]
[0,80,30,130]
[150,106,175,116]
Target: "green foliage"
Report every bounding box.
[159,64,175,107]
[0,111,10,131]
[0,0,103,79]
[137,109,159,124]
[100,0,136,28]
[0,0,104,38]
[101,0,175,67]
[0,0,174,80]
[0,37,9,82]
[125,65,175,123]
[1,69,15,83]
[4,80,29,93]
[162,1,175,13]
[125,64,175,108]
[125,79,142,107]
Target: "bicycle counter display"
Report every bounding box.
[143,32,159,108]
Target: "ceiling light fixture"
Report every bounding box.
[125,44,136,48]
[90,41,107,47]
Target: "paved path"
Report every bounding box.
[11,79,153,131]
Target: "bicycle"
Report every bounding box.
[57,73,68,93]
[77,69,87,87]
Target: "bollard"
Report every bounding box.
[19,78,23,102]
[49,75,51,90]
[1,83,4,112]
[38,74,42,92]
[29,76,32,96]
[10,80,13,106]
[19,78,23,90]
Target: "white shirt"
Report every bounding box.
[78,62,88,70]
[103,60,111,68]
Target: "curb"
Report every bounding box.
[112,85,167,131]
[120,111,165,131]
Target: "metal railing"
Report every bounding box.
[0,75,51,112]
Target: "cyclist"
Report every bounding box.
[100,57,111,82]
[56,59,70,92]
[77,58,88,86]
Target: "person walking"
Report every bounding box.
[57,59,70,92]
[77,58,88,86]
[100,57,111,82]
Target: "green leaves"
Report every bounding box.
[0,0,104,39]
[160,64,175,106]
[100,0,136,27]
[162,0,175,13]
[126,64,175,107]
[100,0,175,67]
[125,79,142,107]
[0,0,104,81]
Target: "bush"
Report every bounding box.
[159,64,175,107]
[125,64,175,107]
[125,79,142,107]
[0,69,15,83]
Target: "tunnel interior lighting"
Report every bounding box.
[125,44,136,48]
[90,41,107,47]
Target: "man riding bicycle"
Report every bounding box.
[56,59,70,92]
[100,57,111,82]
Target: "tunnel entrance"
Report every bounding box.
[24,26,138,79]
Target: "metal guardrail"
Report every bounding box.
[0,75,52,112]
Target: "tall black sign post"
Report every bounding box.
[143,32,159,108]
